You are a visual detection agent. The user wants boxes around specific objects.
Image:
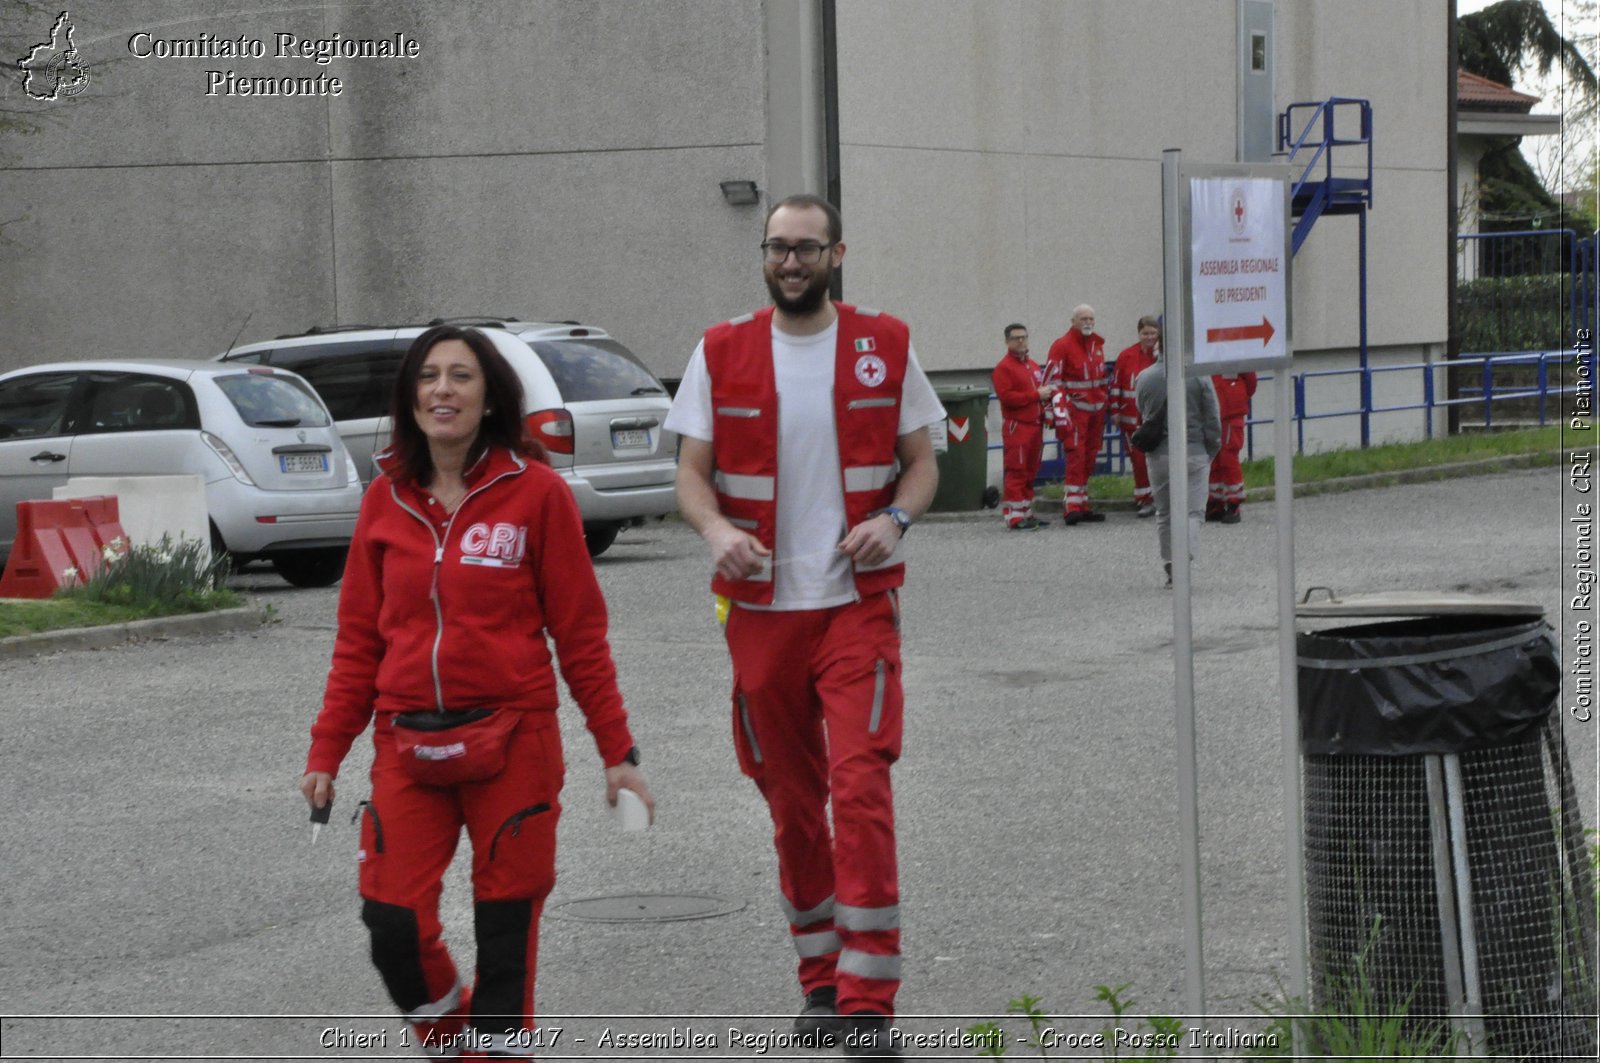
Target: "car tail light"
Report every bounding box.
[526,408,574,454]
[202,431,257,485]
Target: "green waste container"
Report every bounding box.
[928,385,991,512]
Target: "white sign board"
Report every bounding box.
[1189,176,1288,367]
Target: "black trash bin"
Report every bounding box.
[1296,590,1596,1058]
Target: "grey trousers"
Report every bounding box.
[1148,450,1212,563]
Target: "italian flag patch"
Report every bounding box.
[855,337,876,353]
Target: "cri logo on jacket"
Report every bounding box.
[459,522,528,568]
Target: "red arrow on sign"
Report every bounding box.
[1205,317,1275,345]
[949,417,970,442]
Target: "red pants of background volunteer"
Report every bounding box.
[1209,417,1246,510]
[357,713,564,1055]
[1063,408,1106,514]
[1002,419,1044,525]
[726,592,904,1016]
[1122,431,1152,505]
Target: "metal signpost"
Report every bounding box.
[1159,150,1300,1037]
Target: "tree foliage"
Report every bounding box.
[1459,0,1597,98]
[1459,1,1598,230]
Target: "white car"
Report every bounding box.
[216,318,678,556]
[0,360,363,587]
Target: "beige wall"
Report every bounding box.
[835,0,1450,392]
[4,0,1453,441]
[0,0,769,374]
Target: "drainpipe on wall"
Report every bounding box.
[821,0,842,301]
[1447,0,1461,436]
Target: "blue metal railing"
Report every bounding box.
[987,347,1593,476]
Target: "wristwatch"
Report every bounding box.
[878,506,912,536]
[621,746,641,767]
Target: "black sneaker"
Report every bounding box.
[842,1013,903,1059]
[1220,505,1242,524]
[1164,561,1172,587]
[1080,510,1106,523]
[794,986,847,1046]
[1063,511,1083,526]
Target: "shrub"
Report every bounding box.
[56,534,236,613]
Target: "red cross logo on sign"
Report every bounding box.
[1231,187,1248,235]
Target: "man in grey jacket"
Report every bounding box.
[1132,357,1221,586]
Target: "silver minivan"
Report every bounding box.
[0,360,363,586]
[217,319,678,556]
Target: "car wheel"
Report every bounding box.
[272,547,349,588]
[210,523,244,573]
[583,522,620,558]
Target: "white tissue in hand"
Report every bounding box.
[614,787,649,831]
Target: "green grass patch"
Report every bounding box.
[1037,425,1576,502]
[0,535,240,640]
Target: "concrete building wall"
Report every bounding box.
[835,0,1448,370]
[4,0,1454,454]
[0,1,769,374]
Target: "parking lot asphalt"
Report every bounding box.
[1,466,1591,1060]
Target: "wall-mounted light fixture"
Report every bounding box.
[719,180,761,206]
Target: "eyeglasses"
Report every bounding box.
[761,240,835,265]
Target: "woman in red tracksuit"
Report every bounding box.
[299,325,653,1059]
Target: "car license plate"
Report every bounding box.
[280,453,329,474]
[611,428,649,449]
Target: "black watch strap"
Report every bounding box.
[621,745,641,767]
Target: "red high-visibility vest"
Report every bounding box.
[703,302,911,604]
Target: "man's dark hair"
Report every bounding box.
[765,193,842,244]
[1004,323,1027,338]
[387,325,545,485]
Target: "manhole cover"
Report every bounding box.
[546,892,745,924]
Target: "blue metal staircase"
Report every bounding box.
[1278,96,1376,444]
[1278,97,1373,255]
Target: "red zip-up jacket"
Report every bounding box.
[992,351,1046,424]
[306,446,634,777]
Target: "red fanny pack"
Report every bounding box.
[391,708,519,786]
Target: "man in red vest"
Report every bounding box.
[1045,304,1109,524]
[666,194,943,1059]
[991,322,1052,529]
[1109,315,1162,518]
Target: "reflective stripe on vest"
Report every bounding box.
[715,471,776,501]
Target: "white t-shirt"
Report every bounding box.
[665,320,946,610]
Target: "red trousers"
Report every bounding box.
[1208,416,1246,511]
[1122,432,1152,505]
[725,592,904,1017]
[1001,418,1043,526]
[1062,408,1106,514]
[357,713,564,1060]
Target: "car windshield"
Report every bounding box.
[529,339,666,402]
[213,372,332,428]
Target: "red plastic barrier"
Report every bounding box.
[0,496,128,599]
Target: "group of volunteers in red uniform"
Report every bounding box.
[991,310,1256,531]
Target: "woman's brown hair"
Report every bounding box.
[387,326,547,484]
